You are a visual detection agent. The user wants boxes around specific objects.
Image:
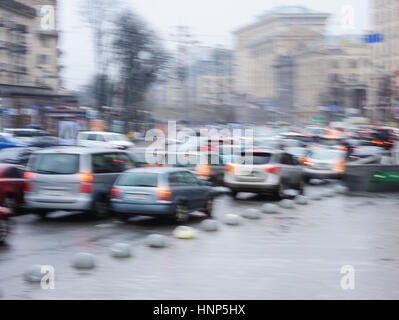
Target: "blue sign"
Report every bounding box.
[364,34,384,44]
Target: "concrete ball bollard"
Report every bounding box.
[145,234,167,248]
[200,219,219,232]
[173,226,197,239]
[295,195,308,205]
[72,253,96,269]
[261,204,279,214]
[110,243,132,258]
[323,189,335,198]
[24,264,44,282]
[241,209,262,220]
[223,214,241,226]
[310,194,322,201]
[279,199,295,209]
[334,185,348,194]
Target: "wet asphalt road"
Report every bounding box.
[1,184,399,300]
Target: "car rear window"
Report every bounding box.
[236,152,272,165]
[34,154,80,174]
[92,153,135,173]
[117,172,158,187]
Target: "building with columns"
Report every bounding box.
[233,6,330,107]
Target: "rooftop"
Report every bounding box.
[257,5,326,19]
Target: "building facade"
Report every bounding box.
[0,0,60,90]
[369,0,399,123]
[233,6,330,105]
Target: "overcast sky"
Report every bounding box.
[58,0,371,90]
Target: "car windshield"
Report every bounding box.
[117,172,158,187]
[34,154,80,174]
[310,150,345,160]
[106,134,128,142]
[286,147,307,158]
[0,148,21,159]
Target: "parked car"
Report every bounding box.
[0,206,11,244]
[303,148,347,180]
[0,147,40,166]
[30,135,60,148]
[77,131,134,150]
[111,167,213,223]
[0,164,26,214]
[224,149,305,199]
[24,147,136,218]
[3,128,48,145]
[0,133,27,150]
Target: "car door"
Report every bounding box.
[96,134,108,148]
[180,171,208,210]
[278,153,297,187]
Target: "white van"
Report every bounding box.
[77,131,134,150]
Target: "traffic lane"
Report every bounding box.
[1,187,399,299]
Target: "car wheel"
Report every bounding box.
[278,182,288,199]
[231,190,239,199]
[93,198,111,219]
[3,196,17,216]
[0,217,9,244]
[297,180,305,195]
[173,204,189,224]
[204,198,213,217]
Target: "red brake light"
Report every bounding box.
[157,189,172,201]
[111,188,123,199]
[79,172,93,193]
[24,172,36,179]
[265,167,280,174]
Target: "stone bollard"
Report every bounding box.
[279,199,295,209]
[261,204,279,214]
[223,214,241,226]
[200,219,219,232]
[110,243,132,258]
[145,234,167,248]
[241,209,262,220]
[173,226,197,239]
[72,253,96,270]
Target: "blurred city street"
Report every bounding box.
[1,183,399,300]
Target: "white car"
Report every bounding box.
[77,131,134,150]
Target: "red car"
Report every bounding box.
[0,206,11,243]
[0,164,26,214]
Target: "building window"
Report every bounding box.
[38,54,48,64]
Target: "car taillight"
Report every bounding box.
[24,181,32,192]
[265,167,280,174]
[79,172,93,194]
[157,189,172,201]
[225,164,235,172]
[24,172,36,179]
[196,165,211,177]
[111,188,123,199]
[303,160,314,166]
[334,160,346,172]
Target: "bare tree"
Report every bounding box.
[80,0,119,113]
[113,11,168,131]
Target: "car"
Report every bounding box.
[0,133,27,150]
[224,149,305,199]
[0,147,40,166]
[3,128,48,145]
[111,167,213,223]
[0,206,11,244]
[347,146,387,162]
[281,139,307,149]
[30,135,60,148]
[0,164,26,214]
[77,131,135,150]
[24,147,136,218]
[285,147,310,165]
[303,148,347,180]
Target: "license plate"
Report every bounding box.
[42,190,65,197]
[127,194,149,201]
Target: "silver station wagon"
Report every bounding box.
[111,167,213,223]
